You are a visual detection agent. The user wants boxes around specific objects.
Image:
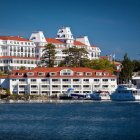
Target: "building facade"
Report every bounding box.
[0,67,117,96]
[0,27,101,71]
[132,72,140,88]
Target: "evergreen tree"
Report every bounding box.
[40,43,56,67]
[119,53,134,83]
[133,60,140,72]
[62,46,88,67]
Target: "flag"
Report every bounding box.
[112,53,115,60]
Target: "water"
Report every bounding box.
[0,101,140,140]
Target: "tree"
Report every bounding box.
[62,46,88,67]
[133,60,140,72]
[89,58,115,72]
[40,43,56,67]
[119,53,134,83]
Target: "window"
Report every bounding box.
[63,85,69,88]
[62,79,69,81]
[50,72,56,76]
[31,79,36,82]
[103,72,109,76]
[73,85,80,88]
[18,73,23,76]
[83,79,89,82]
[41,79,48,82]
[83,85,90,88]
[19,85,25,88]
[52,85,59,88]
[86,72,92,76]
[52,79,59,81]
[102,79,108,82]
[96,72,102,76]
[31,85,37,88]
[111,79,115,81]
[102,85,108,88]
[94,85,100,88]
[94,79,99,82]
[19,79,25,81]
[38,72,45,76]
[27,72,34,76]
[73,79,80,82]
[42,85,48,88]
[60,69,73,76]
[31,91,38,94]
[76,72,83,76]
[12,79,16,81]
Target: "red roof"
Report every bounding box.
[46,38,64,44]
[0,56,38,60]
[7,67,116,79]
[74,40,86,46]
[0,36,32,42]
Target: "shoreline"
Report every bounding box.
[0,99,96,104]
[1,99,140,104]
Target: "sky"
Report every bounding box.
[0,0,140,60]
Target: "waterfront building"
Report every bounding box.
[0,36,37,71]
[0,27,101,71]
[132,72,140,88]
[0,67,117,96]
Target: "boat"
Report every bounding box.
[59,88,91,100]
[59,94,73,100]
[90,91,111,100]
[59,88,74,100]
[70,93,88,99]
[110,84,140,101]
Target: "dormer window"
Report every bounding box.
[18,73,23,76]
[86,72,92,76]
[60,69,73,76]
[27,72,34,76]
[50,72,56,76]
[103,72,109,76]
[38,72,45,76]
[96,72,102,76]
[76,72,83,76]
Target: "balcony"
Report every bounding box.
[19,82,27,84]
[52,88,60,90]
[83,81,90,84]
[40,81,49,84]
[62,81,71,84]
[30,87,38,90]
[40,88,49,91]
[52,81,61,84]
[83,87,91,90]
[73,81,81,84]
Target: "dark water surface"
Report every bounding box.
[0,101,140,140]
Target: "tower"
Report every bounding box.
[30,31,47,46]
[56,27,74,47]
[76,36,91,46]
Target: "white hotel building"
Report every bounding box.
[0,67,117,96]
[0,27,101,71]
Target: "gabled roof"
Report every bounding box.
[74,40,87,46]
[0,36,32,42]
[46,38,64,44]
[8,67,116,79]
